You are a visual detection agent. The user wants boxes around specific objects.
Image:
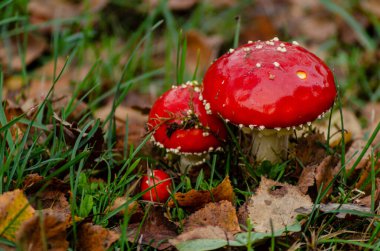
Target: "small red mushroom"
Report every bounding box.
[148,81,227,172]
[141,169,171,202]
[202,38,337,162]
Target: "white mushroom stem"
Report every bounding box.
[179,153,208,173]
[250,128,291,163]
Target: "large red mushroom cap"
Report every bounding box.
[202,38,337,129]
[148,81,227,154]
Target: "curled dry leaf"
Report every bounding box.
[245,177,313,233]
[0,34,47,73]
[0,190,35,241]
[297,165,316,194]
[77,223,120,251]
[184,200,240,234]
[295,203,371,219]
[127,206,177,250]
[167,176,234,209]
[16,210,69,251]
[355,159,380,193]
[315,108,362,147]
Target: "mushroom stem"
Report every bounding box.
[251,129,290,163]
[179,153,208,173]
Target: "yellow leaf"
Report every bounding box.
[0,189,35,241]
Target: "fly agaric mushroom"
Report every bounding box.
[202,38,337,163]
[148,81,227,172]
[141,169,172,202]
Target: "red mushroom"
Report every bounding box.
[148,81,227,172]
[202,38,337,163]
[141,169,171,202]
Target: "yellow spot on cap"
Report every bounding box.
[297,71,307,80]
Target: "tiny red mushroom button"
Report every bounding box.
[202,39,336,129]
[141,169,171,202]
[147,81,227,154]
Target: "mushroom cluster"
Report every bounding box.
[147,38,336,168]
[202,38,337,163]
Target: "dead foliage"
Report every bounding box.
[244,177,313,233]
[184,200,240,234]
[126,206,177,250]
[77,223,120,251]
[167,176,235,209]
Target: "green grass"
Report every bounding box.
[1,0,380,250]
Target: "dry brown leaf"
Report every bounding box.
[361,0,380,18]
[184,200,240,234]
[363,102,380,147]
[77,223,119,251]
[315,155,337,199]
[185,30,222,76]
[23,174,71,218]
[206,0,236,8]
[167,176,234,209]
[298,164,316,194]
[355,160,380,193]
[127,207,177,250]
[16,210,69,251]
[0,34,47,73]
[28,0,108,28]
[108,197,143,221]
[169,226,229,247]
[355,178,380,207]
[94,103,149,153]
[0,190,35,241]
[335,139,372,176]
[315,108,362,146]
[295,131,327,167]
[246,177,313,233]
[144,0,197,11]
[240,14,278,43]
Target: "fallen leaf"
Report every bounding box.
[298,165,316,194]
[77,223,119,251]
[295,131,327,167]
[0,190,35,241]
[185,30,222,76]
[315,155,337,199]
[355,178,380,207]
[184,200,240,234]
[0,34,47,73]
[295,203,371,219]
[28,0,108,30]
[94,103,149,154]
[335,139,372,176]
[246,177,313,233]
[23,174,71,218]
[315,108,362,146]
[16,210,69,251]
[355,160,380,193]
[108,197,143,221]
[144,0,197,11]
[361,0,380,18]
[167,176,235,209]
[127,206,177,250]
[363,102,380,147]
[169,226,229,250]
